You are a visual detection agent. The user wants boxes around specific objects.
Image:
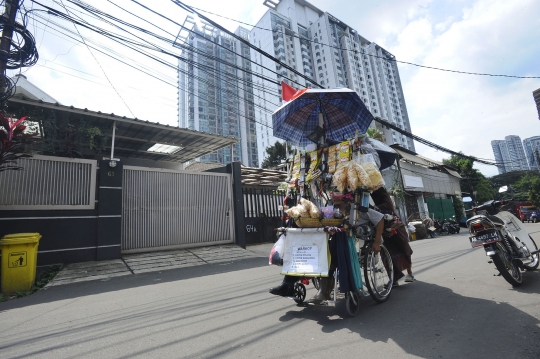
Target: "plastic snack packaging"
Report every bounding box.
[328,144,338,174]
[300,198,321,219]
[347,160,371,190]
[306,150,320,181]
[291,153,301,181]
[361,161,385,191]
[332,165,348,192]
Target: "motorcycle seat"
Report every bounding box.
[486,215,505,226]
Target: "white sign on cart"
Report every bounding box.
[281,228,330,277]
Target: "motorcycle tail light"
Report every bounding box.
[471,222,485,234]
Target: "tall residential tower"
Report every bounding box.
[250,0,415,165]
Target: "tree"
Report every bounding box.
[261,141,291,169]
[442,153,495,204]
[515,173,540,206]
[366,127,385,142]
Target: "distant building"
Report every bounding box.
[249,0,415,166]
[491,140,511,174]
[491,135,529,173]
[175,18,258,167]
[534,88,540,120]
[523,136,540,171]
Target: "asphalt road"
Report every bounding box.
[1,225,540,359]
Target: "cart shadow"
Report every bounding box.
[279,281,540,358]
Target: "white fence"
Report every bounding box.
[0,155,97,210]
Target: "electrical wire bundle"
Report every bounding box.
[0,16,38,69]
[0,0,39,105]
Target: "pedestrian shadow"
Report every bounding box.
[279,281,540,359]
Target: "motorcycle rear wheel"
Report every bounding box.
[524,236,539,271]
[492,242,522,286]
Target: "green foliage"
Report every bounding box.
[12,107,109,158]
[261,141,291,169]
[452,195,465,219]
[515,174,540,207]
[366,127,385,142]
[0,264,63,301]
[443,153,495,203]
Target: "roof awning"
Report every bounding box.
[441,166,462,179]
[393,147,431,167]
[7,97,238,163]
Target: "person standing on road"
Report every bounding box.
[371,187,415,285]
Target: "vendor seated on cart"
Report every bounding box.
[269,208,384,300]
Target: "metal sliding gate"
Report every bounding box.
[121,166,235,252]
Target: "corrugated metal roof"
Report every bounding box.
[8,97,238,164]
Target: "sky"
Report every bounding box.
[9,0,540,177]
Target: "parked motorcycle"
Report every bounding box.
[467,199,539,286]
[531,212,538,224]
[434,219,460,235]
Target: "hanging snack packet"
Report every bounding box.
[347,160,371,190]
[306,150,320,181]
[337,140,351,169]
[332,164,348,192]
[361,161,385,191]
[359,142,381,169]
[328,144,338,174]
[291,153,301,181]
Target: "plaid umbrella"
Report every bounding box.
[272,88,374,147]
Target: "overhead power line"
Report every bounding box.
[190,5,540,80]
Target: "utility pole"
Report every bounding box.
[0,0,19,75]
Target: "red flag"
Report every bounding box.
[281,81,297,102]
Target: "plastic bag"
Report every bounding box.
[359,143,381,169]
[321,206,334,219]
[361,161,385,191]
[285,204,309,218]
[332,165,348,192]
[300,198,321,219]
[347,160,371,190]
[269,234,285,266]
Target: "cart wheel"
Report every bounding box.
[345,291,361,317]
[312,277,321,290]
[293,282,306,304]
[363,243,394,303]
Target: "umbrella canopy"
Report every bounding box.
[363,137,400,170]
[272,88,374,147]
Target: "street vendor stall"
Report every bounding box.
[268,87,401,316]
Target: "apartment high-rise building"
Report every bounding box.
[534,88,540,121]
[523,136,540,171]
[491,140,510,174]
[250,0,415,165]
[491,135,529,173]
[176,17,259,167]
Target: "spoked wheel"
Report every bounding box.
[524,236,539,271]
[293,282,306,303]
[492,242,522,286]
[345,291,361,317]
[363,243,394,303]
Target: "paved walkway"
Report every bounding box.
[47,243,273,287]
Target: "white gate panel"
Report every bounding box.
[122,166,234,251]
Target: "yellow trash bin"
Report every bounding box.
[0,233,41,294]
[411,232,417,241]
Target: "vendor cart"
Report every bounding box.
[268,87,401,317]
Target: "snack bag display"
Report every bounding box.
[290,153,301,181]
[336,141,351,169]
[328,144,338,174]
[332,165,348,192]
[285,204,309,218]
[361,161,385,191]
[300,198,321,219]
[347,160,371,190]
[306,150,320,181]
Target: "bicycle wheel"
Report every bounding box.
[345,291,361,317]
[363,243,394,303]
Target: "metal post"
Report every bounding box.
[0,0,19,75]
[110,121,117,160]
